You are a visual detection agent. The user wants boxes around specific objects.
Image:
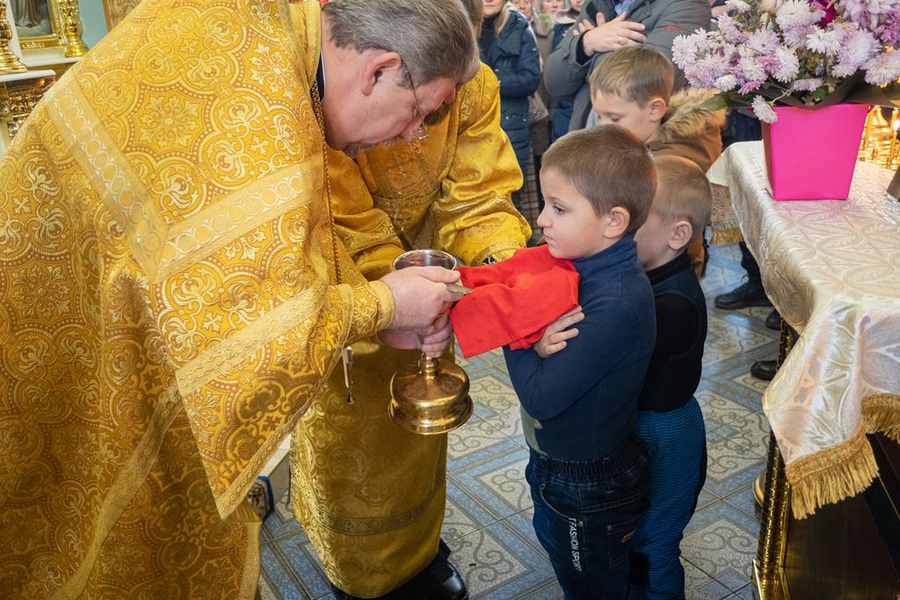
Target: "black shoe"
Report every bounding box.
[751,359,777,381]
[328,540,467,600]
[714,281,771,310]
[426,561,467,600]
[422,540,467,600]
[765,309,782,331]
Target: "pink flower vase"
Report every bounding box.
[761,104,869,201]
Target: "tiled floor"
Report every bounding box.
[259,244,776,599]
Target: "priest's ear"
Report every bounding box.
[668,219,693,252]
[360,50,403,96]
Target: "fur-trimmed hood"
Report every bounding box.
[650,88,726,172]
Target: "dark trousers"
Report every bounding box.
[739,242,763,290]
[628,399,707,599]
[725,110,764,289]
[526,437,650,600]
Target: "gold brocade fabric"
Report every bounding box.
[291,64,529,596]
[348,63,531,275]
[0,0,394,596]
[712,142,900,518]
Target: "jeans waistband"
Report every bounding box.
[530,435,646,483]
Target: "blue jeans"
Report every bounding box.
[526,436,651,600]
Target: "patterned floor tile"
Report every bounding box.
[704,430,766,498]
[273,537,333,599]
[697,389,756,432]
[714,412,770,458]
[704,315,774,369]
[682,501,759,592]
[733,582,757,599]
[697,488,719,511]
[723,483,762,521]
[263,490,305,542]
[501,506,548,556]
[469,371,525,439]
[729,371,771,397]
[683,557,733,600]
[446,519,557,599]
[442,489,484,542]
[445,474,505,530]
[447,416,520,472]
[453,447,532,521]
[260,542,311,599]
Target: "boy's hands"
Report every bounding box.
[535,306,584,358]
[579,13,646,56]
[378,313,454,358]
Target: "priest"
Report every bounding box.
[0,0,479,597]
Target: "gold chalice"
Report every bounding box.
[389,250,473,435]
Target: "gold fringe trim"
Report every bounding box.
[784,427,877,519]
[710,226,743,246]
[784,393,900,519]
[862,393,900,442]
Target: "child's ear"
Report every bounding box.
[669,219,693,251]
[605,206,631,238]
[648,97,667,122]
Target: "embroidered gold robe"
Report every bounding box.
[0,1,394,597]
[291,63,530,597]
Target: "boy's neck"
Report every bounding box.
[575,235,627,262]
[643,122,662,145]
[644,248,685,272]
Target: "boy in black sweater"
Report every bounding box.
[503,125,657,599]
[628,155,711,599]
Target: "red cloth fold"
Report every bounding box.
[449,246,580,357]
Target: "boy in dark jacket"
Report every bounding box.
[628,155,711,599]
[504,125,657,599]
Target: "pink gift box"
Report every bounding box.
[761,103,869,201]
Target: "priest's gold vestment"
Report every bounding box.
[291,63,530,597]
[0,0,394,597]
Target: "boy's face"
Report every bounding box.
[537,168,611,260]
[634,210,692,271]
[633,211,672,270]
[591,91,665,145]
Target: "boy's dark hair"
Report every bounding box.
[589,46,675,107]
[653,155,712,242]
[541,125,657,235]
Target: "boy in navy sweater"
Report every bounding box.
[627,155,711,599]
[503,125,657,599]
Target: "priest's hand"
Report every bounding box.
[377,313,453,357]
[380,266,464,330]
[534,306,583,359]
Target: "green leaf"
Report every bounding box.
[699,94,730,111]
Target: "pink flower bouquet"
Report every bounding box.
[672,0,900,122]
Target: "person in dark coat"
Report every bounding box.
[480,0,542,191]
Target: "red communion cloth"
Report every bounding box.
[449,246,579,357]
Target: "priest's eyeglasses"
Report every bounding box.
[405,69,429,142]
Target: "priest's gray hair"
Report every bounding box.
[322,0,480,87]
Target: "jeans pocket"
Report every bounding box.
[538,483,581,525]
[537,484,586,575]
[607,513,642,572]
